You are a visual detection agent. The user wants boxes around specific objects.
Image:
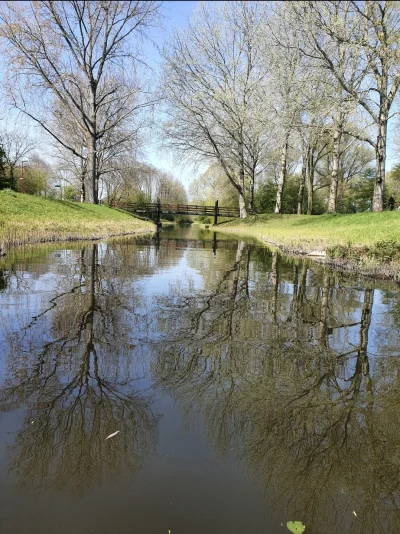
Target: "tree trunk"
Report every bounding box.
[271,250,279,323]
[373,112,387,212]
[352,288,374,397]
[88,134,98,204]
[239,138,248,218]
[297,147,307,215]
[360,288,373,356]
[248,169,255,213]
[88,88,98,205]
[275,132,290,214]
[238,188,247,218]
[80,167,86,203]
[9,167,15,190]
[360,288,373,397]
[306,151,314,215]
[327,119,343,213]
[85,244,96,348]
[318,273,330,349]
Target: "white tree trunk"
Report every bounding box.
[248,170,255,213]
[373,113,387,212]
[238,188,248,218]
[297,147,307,215]
[307,152,314,215]
[327,122,343,213]
[239,139,248,218]
[80,174,85,203]
[275,132,290,214]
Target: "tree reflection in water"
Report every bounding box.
[1,232,400,533]
[152,240,400,534]
[0,243,159,493]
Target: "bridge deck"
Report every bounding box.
[113,202,241,218]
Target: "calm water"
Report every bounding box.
[0,226,399,534]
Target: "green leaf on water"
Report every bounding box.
[286,521,305,534]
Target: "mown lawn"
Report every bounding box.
[0,190,154,250]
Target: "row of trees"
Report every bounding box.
[162,1,400,216]
[189,142,378,215]
[102,159,187,206]
[0,128,187,205]
[1,1,400,215]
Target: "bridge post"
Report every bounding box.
[213,200,219,226]
[212,232,217,256]
[155,227,160,251]
[156,197,161,226]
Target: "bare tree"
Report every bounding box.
[154,171,188,204]
[189,163,238,207]
[51,99,144,203]
[264,8,307,214]
[48,101,88,202]
[0,1,161,204]
[101,158,188,206]
[162,2,268,218]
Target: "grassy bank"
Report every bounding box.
[216,212,400,278]
[0,190,154,252]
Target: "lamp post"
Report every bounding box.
[20,160,28,193]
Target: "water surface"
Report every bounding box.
[0,226,399,534]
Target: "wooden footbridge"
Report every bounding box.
[112,200,240,224]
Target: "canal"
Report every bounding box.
[0,225,399,534]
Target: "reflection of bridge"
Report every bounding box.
[112,201,240,224]
[149,234,239,255]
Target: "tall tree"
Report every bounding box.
[0,1,161,203]
[162,2,268,218]
[264,8,306,214]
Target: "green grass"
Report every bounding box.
[215,212,400,278]
[217,212,400,250]
[0,190,154,251]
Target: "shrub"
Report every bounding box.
[326,244,349,259]
[326,244,364,261]
[367,240,400,262]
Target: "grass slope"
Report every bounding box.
[216,212,400,277]
[218,212,400,249]
[0,190,154,251]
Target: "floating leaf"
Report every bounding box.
[105,430,120,440]
[286,521,305,534]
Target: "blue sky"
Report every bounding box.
[143,1,203,187]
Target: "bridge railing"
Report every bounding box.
[112,202,242,218]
